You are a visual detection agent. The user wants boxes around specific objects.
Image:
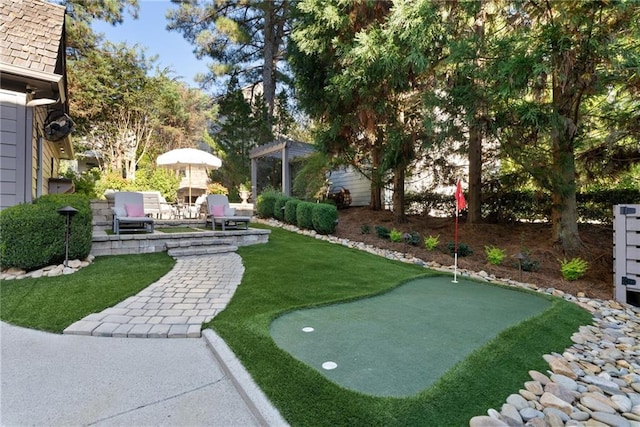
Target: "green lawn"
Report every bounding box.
[0,226,592,425]
[0,252,175,333]
[211,225,592,426]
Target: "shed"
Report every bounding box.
[249,138,315,201]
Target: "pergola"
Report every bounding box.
[249,138,315,201]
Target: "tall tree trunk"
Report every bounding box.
[262,2,277,120]
[550,125,581,251]
[392,163,406,223]
[467,122,482,224]
[370,141,383,210]
[467,2,485,224]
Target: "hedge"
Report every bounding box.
[273,196,292,221]
[296,202,315,230]
[0,194,93,270]
[312,203,338,234]
[284,199,300,225]
[256,191,280,218]
[405,188,640,224]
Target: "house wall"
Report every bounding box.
[0,89,65,210]
[32,107,61,197]
[328,166,371,207]
[0,90,30,209]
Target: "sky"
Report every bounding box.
[91,1,209,88]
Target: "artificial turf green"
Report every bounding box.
[271,276,552,397]
[211,225,593,426]
[0,252,175,333]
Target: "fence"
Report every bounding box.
[614,204,640,305]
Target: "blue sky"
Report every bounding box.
[91,1,209,88]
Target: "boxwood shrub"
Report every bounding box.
[312,203,338,234]
[0,194,93,270]
[256,190,281,218]
[296,201,315,230]
[284,198,300,225]
[273,196,292,221]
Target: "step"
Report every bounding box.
[167,245,238,257]
[165,238,234,249]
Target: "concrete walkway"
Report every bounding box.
[0,321,263,426]
[2,251,289,426]
[64,252,244,338]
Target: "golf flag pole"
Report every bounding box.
[453,179,466,283]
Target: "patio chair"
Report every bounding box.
[141,191,174,219]
[112,192,155,234]
[206,194,250,231]
[186,194,207,219]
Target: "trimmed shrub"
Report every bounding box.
[296,202,315,230]
[312,203,338,234]
[256,190,281,218]
[375,225,390,239]
[447,241,473,257]
[284,199,300,225]
[0,194,92,270]
[274,196,292,221]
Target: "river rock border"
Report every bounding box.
[256,218,640,427]
[1,256,95,280]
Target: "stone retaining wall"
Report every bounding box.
[91,229,270,257]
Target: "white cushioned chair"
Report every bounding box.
[205,194,250,231]
[112,192,154,234]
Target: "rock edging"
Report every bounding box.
[1,255,95,280]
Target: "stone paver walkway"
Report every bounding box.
[64,253,244,338]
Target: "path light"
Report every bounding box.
[57,206,78,267]
[516,252,527,283]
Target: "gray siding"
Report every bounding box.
[0,90,28,209]
[328,166,371,207]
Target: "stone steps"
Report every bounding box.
[166,238,237,257]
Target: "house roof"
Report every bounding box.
[249,138,315,160]
[0,0,65,74]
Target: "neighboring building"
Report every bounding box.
[0,0,74,210]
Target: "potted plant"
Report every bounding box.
[238,182,251,204]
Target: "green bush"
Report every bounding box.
[403,232,421,246]
[424,235,440,251]
[63,168,100,199]
[256,190,281,218]
[274,196,292,221]
[447,241,473,257]
[0,194,92,270]
[485,246,506,265]
[405,186,640,225]
[284,199,300,225]
[361,224,371,234]
[312,203,338,234]
[390,229,403,243]
[375,225,390,239]
[559,257,589,281]
[296,201,315,230]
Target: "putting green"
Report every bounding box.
[270,275,551,397]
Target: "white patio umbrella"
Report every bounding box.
[156,148,222,204]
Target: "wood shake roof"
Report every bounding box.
[0,0,65,74]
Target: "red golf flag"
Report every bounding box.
[455,179,466,213]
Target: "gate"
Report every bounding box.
[614,204,640,305]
